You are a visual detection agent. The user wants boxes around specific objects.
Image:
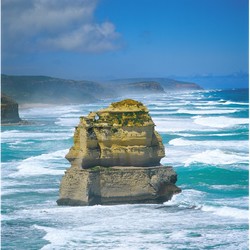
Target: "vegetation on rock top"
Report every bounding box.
[110,99,144,108]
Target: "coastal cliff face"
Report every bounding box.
[1,94,22,124]
[57,99,181,206]
[119,81,165,94]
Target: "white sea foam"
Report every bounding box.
[212,197,249,208]
[4,195,248,250]
[224,101,249,106]
[164,189,205,208]
[201,205,248,220]
[154,118,216,132]
[209,184,248,190]
[1,130,72,143]
[20,105,81,118]
[60,112,88,118]
[162,146,248,167]
[193,116,249,128]
[161,148,197,166]
[148,106,177,110]
[177,109,238,115]
[205,132,244,137]
[194,106,246,111]
[184,149,249,166]
[171,132,242,137]
[185,99,248,107]
[10,149,68,177]
[170,133,197,137]
[55,117,80,127]
[168,231,188,240]
[34,225,73,250]
[168,138,249,151]
[165,190,248,220]
[190,100,222,106]
[1,188,58,196]
[149,110,177,115]
[34,224,169,250]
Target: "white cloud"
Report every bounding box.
[44,22,120,52]
[2,0,122,53]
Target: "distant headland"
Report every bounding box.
[1,74,202,105]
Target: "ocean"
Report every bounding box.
[1,88,249,249]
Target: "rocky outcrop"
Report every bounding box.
[66,99,165,168]
[57,99,181,206]
[1,94,22,124]
[57,166,181,206]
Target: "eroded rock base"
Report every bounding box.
[57,166,181,206]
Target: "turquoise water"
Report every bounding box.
[1,89,249,249]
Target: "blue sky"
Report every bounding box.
[2,0,248,82]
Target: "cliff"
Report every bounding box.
[1,74,107,104]
[57,99,181,206]
[1,94,22,124]
[109,77,203,91]
[118,81,165,94]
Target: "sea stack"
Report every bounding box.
[57,99,181,206]
[1,94,22,125]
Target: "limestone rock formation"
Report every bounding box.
[66,99,165,168]
[1,94,22,124]
[57,166,181,206]
[57,99,181,206]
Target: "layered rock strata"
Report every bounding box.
[57,99,181,206]
[66,99,165,168]
[57,166,181,206]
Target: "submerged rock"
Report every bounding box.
[57,99,181,206]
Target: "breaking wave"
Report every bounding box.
[10,149,68,177]
[193,116,248,128]
[184,149,248,167]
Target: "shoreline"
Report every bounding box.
[1,120,32,126]
[19,103,63,109]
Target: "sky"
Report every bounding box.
[1,0,249,82]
